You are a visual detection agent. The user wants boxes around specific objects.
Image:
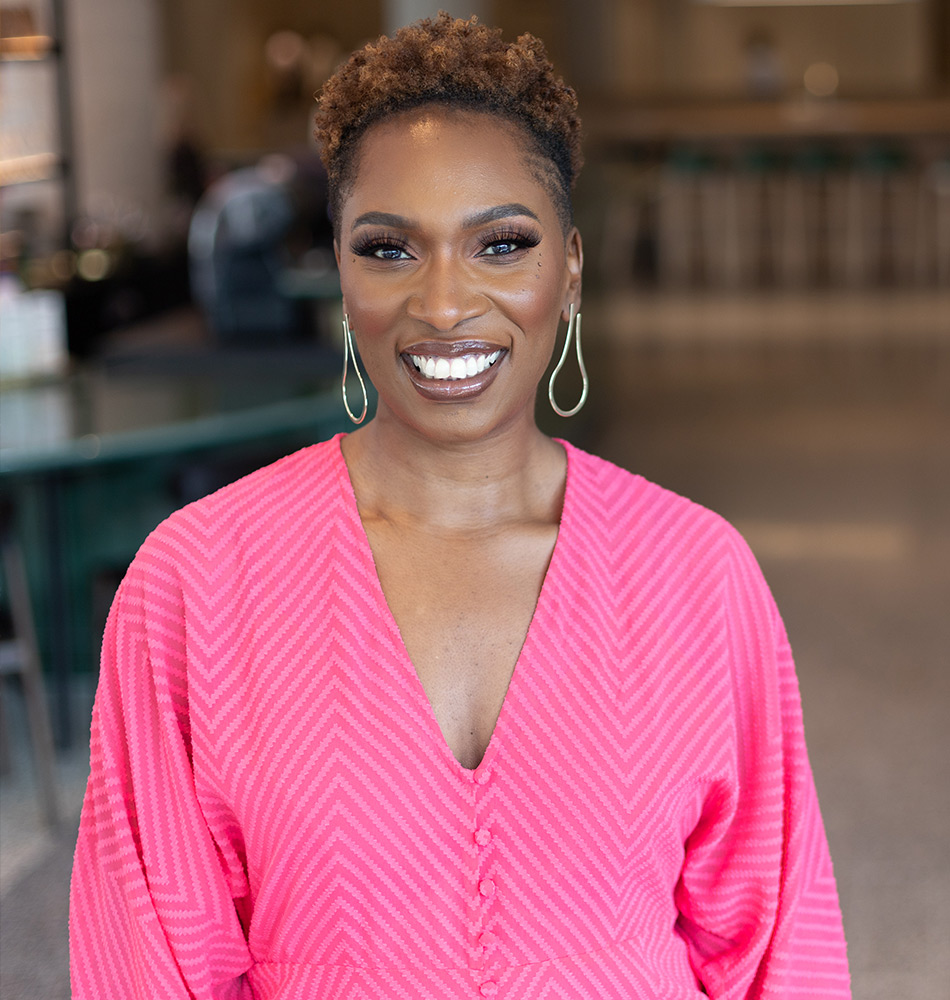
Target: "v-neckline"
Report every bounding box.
[332,434,572,775]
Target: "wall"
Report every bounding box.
[64,0,164,226]
[154,0,942,160]
[159,0,384,155]
[608,0,934,99]
[385,0,487,33]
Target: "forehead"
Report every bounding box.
[341,108,560,227]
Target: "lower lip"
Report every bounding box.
[402,354,506,402]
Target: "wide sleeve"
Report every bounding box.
[674,531,851,999]
[69,552,254,998]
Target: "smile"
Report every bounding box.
[408,351,502,381]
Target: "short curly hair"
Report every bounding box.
[314,13,583,235]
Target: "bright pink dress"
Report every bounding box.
[70,435,850,998]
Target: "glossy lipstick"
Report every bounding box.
[401,340,507,402]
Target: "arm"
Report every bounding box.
[675,533,851,999]
[69,556,254,998]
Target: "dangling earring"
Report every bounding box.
[548,303,588,417]
[341,312,368,425]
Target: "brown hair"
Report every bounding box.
[314,12,582,233]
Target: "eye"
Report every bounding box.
[350,234,413,260]
[481,241,521,256]
[370,244,411,260]
[477,228,541,258]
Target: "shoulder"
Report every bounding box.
[559,443,783,680]
[129,435,349,581]
[561,439,746,553]
[559,440,773,614]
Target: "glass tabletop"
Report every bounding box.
[0,344,349,474]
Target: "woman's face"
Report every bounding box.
[335,107,582,444]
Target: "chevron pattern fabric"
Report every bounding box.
[70,435,850,998]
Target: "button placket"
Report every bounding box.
[470,763,499,991]
[473,776,494,907]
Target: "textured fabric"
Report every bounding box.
[70,435,850,998]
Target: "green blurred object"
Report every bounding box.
[1,368,363,746]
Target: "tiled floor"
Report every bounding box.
[2,291,948,998]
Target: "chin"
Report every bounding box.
[380,394,538,448]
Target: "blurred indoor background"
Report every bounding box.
[1,1,948,997]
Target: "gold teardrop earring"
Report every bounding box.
[548,304,588,417]
[341,313,368,425]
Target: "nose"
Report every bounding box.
[405,255,487,332]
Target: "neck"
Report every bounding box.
[341,406,565,535]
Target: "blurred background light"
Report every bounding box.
[803,60,841,95]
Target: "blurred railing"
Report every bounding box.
[587,99,950,290]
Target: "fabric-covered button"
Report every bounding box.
[473,768,491,785]
[479,981,498,997]
[474,827,492,846]
[478,878,496,898]
[478,931,496,949]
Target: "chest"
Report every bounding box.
[364,522,558,769]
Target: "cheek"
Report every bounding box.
[501,256,565,331]
[341,261,403,338]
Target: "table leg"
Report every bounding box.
[45,474,72,749]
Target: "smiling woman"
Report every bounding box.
[337,108,580,431]
[69,13,851,1000]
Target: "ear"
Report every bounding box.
[562,227,583,322]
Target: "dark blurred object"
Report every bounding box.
[65,247,191,359]
[743,30,784,101]
[189,165,306,344]
[169,138,207,208]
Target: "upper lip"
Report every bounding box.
[401,339,506,358]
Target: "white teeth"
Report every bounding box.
[409,351,502,381]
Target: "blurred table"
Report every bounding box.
[1,348,356,745]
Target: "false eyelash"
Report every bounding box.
[349,227,542,258]
[349,232,412,257]
[478,228,541,252]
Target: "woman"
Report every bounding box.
[70,15,850,998]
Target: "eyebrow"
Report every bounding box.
[463,203,540,228]
[350,203,540,231]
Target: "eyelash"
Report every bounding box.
[478,228,541,257]
[349,227,541,261]
[350,233,411,260]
